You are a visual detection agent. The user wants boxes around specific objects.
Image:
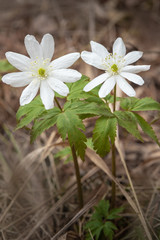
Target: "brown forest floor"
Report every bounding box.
[0,0,160,239]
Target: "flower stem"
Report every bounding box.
[71,144,84,208]
[111,85,117,207]
[54,96,84,208]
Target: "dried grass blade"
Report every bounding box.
[86,148,152,240]
[115,141,153,240]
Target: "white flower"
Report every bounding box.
[2,34,81,109]
[81,38,150,97]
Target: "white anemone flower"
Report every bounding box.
[2,34,82,109]
[81,37,150,97]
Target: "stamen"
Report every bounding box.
[38,68,46,77]
[111,64,118,73]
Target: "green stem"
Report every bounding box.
[54,97,84,208]
[71,145,84,208]
[111,85,116,207]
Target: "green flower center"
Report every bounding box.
[111,64,118,73]
[38,68,46,77]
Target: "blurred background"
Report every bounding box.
[0,0,160,239]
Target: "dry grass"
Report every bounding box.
[0,0,160,239]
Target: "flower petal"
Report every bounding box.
[2,72,32,87]
[52,69,81,83]
[40,80,54,109]
[121,65,150,73]
[81,51,106,70]
[120,72,144,85]
[84,73,110,92]
[117,75,136,96]
[50,53,80,69]
[113,37,126,56]
[24,35,43,60]
[20,79,40,106]
[41,33,54,61]
[124,51,143,66]
[98,76,116,98]
[6,52,31,71]
[90,41,109,59]
[47,77,69,96]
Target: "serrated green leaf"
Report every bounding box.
[120,97,160,111]
[64,100,114,119]
[103,222,117,240]
[85,219,102,230]
[114,111,143,141]
[16,96,46,129]
[84,200,122,240]
[85,96,106,104]
[108,206,124,220]
[86,138,94,150]
[54,146,71,159]
[30,107,61,142]
[67,75,90,100]
[56,109,87,160]
[93,117,117,157]
[54,146,73,163]
[94,226,104,240]
[94,200,110,217]
[133,113,160,146]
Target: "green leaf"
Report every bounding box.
[30,107,61,142]
[56,109,87,160]
[114,111,143,141]
[64,100,114,119]
[86,138,94,150]
[67,75,90,100]
[16,96,46,129]
[108,206,124,220]
[85,219,102,230]
[63,100,114,122]
[133,113,160,146]
[54,146,73,163]
[93,226,104,240]
[94,200,110,218]
[84,200,122,240]
[103,222,117,240]
[0,60,15,73]
[93,117,117,157]
[120,97,160,111]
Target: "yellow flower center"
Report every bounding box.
[111,64,118,73]
[38,68,46,77]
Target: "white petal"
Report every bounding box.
[47,77,69,96]
[50,53,80,69]
[90,41,109,59]
[2,72,32,87]
[81,51,106,70]
[20,79,40,106]
[113,38,126,56]
[124,51,143,66]
[117,75,136,96]
[52,69,81,83]
[6,52,31,71]
[84,73,110,92]
[41,34,54,61]
[24,35,43,60]
[120,72,144,85]
[40,80,54,110]
[98,76,116,98]
[121,65,150,73]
